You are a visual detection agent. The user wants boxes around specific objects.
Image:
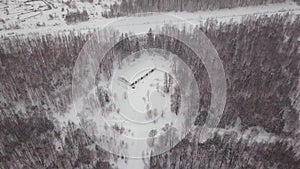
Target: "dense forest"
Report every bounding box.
[102,0,286,17]
[149,130,300,169]
[0,13,299,168]
[65,10,89,24]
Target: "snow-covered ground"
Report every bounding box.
[54,47,200,168]
[0,0,120,32]
[0,1,299,36]
[2,1,299,169]
[110,54,176,129]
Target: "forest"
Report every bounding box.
[102,0,286,17]
[0,13,299,168]
[65,10,89,24]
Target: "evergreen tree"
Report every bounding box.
[147,28,154,48]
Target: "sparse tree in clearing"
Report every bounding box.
[134,39,140,56]
[123,92,127,100]
[161,110,165,118]
[163,72,169,93]
[96,87,110,108]
[147,129,158,147]
[170,85,181,115]
[146,109,152,119]
[147,28,154,48]
[123,33,131,57]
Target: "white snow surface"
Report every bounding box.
[56,49,195,168]
[2,1,300,168]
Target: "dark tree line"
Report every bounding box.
[205,14,300,136]
[0,112,113,168]
[170,86,181,115]
[80,0,94,3]
[65,10,89,24]
[102,0,286,18]
[149,130,300,169]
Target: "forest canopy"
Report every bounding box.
[102,0,286,18]
[0,13,299,168]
